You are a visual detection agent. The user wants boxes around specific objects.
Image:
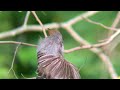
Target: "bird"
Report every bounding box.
[36,29,80,79]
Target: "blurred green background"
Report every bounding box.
[0,11,120,79]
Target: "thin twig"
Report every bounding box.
[21,73,27,79]
[66,11,100,26]
[0,11,118,79]
[1,33,120,54]
[21,73,36,79]
[82,16,118,31]
[104,12,120,55]
[0,23,59,39]
[0,41,37,47]
[31,11,47,37]
[12,69,18,79]
[0,11,100,40]
[78,58,87,72]
[111,11,120,28]
[23,11,30,27]
[65,29,120,53]
[8,43,21,75]
[107,11,120,36]
[62,26,118,79]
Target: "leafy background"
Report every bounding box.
[0,11,120,79]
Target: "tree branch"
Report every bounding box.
[8,43,21,79]
[0,23,59,39]
[62,26,118,79]
[12,69,18,79]
[0,11,118,79]
[0,11,100,40]
[82,16,118,31]
[65,11,100,26]
[104,11,120,55]
[0,41,37,47]
[65,29,120,53]
[1,26,120,54]
[31,11,47,37]
[111,11,120,28]
[23,11,30,27]
[21,73,36,79]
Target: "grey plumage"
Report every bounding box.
[37,30,80,79]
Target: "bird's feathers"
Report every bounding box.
[37,30,80,79]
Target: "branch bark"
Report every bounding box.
[23,11,30,27]
[61,26,118,79]
[0,41,37,47]
[31,11,47,37]
[0,11,100,40]
[65,29,120,53]
[0,11,118,79]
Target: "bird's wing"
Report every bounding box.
[37,53,80,79]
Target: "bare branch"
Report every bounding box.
[82,16,118,31]
[12,69,18,79]
[96,52,118,79]
[1,27,120,55]
[62,26,118,79]
[21,73,36,79]
[23,11,30,27]
[31,11,47,37]
[0,11,100,40]
[65,29,120,53]
[108,11,120,36]
[8,43,21,75]
[104,12,120,55]
[66,11,100,26]
[0,23,59,39]
[111,11,120,28]
[0,11,118,79]
[0,41,37,47]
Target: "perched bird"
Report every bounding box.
[37,30,80,79]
